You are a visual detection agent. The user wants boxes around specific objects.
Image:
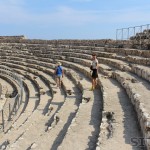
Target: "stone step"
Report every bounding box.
[1,79,28,133]
[2,58,101,149]
[61,55,149,149]
[48,63,103,149]
[7,74,75,150]
[52,53,150,83]
[28,47,150,66]
[97,77,142,150]
[6,86,64,150]
[30,52,150,84]
[104,47,150,58]
[5,51,150,113]
[0,76,14,95]
[49,58,143,149]
[0,69,39,131]
[112,71,150,137]
[47,58,148,149]
[0,62,65,149]
[0,42,150,149]
[59,57,150,124]
[20,74,82,150]
[27,68,102,149]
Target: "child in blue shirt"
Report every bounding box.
[54,62,64,87]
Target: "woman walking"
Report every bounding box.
[90,54,98,91]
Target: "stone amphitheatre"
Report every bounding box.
[0,33,149,150]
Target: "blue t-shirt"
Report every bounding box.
[56,66,63,76]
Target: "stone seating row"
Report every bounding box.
[0,72,27,133]
[57,54,149,149]
[3,45,146,86]
[61,59,150,149]
[24,50,150,83]
[112,71,150,149]
[4,66,81,149]
[1,48,150,115]
[2,49,150,116]
[1,41,150,58]
[53,59,143,150]
[0,68,48,146]
[0,61,81,149]
[22,46,150,66]
[24,56,137,150]
[0,72,18,98]
[0,56,102,149]
[0,67,40,135]
[1,42,150,67]
[0,41,149,149]
[28,64,101,150]
[26,52,149,149]
[25,69,82,150]
[5,68,55,149]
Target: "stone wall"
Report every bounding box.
[0,35,26,40]
[112,71,150,149]
[104,47,150,58]
[0,37,115,47]
[0,35,150,50]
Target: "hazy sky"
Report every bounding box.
[0,0,150,39]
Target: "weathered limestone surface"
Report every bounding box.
[112,71,150,149]
[0,37,150,149]
[105,47,150,58]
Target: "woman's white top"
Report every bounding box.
[91,59,98,69]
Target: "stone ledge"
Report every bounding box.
[112,71,150,149]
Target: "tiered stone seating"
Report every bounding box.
[0,46,82,149]
[3,70,55,149]
[0,76,14,120]
[0,39,149,150]
[3,49,98,149]
[29,43,149,149]
[17,47,142,149]
[0,43,102,149]
[0,68,27,131]
[4,69,81,149]
[48,59,142,150]
[0,70,39,134]
[14,71,82,150]
[0,73,18,98]
[56,46,150,149]
[28,68,102,150]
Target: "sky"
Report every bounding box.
[0,0,150,40]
